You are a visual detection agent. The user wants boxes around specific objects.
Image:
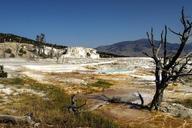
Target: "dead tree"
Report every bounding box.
[65,95,86,115]
[144,8,192,110]
[39,33,46,55]
[99,92,146,109]
[35,33,46,56]
[15,38,22,56]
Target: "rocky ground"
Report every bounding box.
[1,57,192,128]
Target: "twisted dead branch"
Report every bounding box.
[65,95,87,115]
[99,92,148,109]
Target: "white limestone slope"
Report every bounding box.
[63,47,100,59]
[0,42,100,59]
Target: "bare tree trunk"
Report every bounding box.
[150,80,168,110]
[150,84,165,110]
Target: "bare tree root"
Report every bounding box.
[99,92,149,109]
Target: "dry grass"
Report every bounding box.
[84,65,97,70]
[0,77,119,128]
[100,105,192,128]
[43,72,115,94]
[174,98,192,109]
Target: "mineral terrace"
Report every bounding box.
[1,57,192,127]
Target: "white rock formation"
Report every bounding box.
[63,47,100,59]
[0,42,100,59]
[44,46,65,57]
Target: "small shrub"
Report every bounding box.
[18,48,27,56]
[4,48,12,53]
[85,66,97,70]
[87,52,91,57]
[10,53,15,58]
[0,77,25,85]
[175,99,192,108]
[183,76,192,86]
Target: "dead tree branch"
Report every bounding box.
[64,95,86,115]
[100,92,147,109]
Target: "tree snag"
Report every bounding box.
[35,33,46,57]
[144,8,192,110]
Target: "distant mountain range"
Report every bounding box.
[96,39,192,57]
[1,33,192,57]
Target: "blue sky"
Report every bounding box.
[0,0,192,47]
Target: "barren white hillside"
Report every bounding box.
[0,42,100,60]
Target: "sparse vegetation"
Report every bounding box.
[175,99,192,109]
[0,77,118,128]
[88,79,113,88]
[18,46,27,56]
[4,48,12,54]
[9,53,15,58]
[85,65,97,70]
[0,77,25,85]
[183,76,192,86]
